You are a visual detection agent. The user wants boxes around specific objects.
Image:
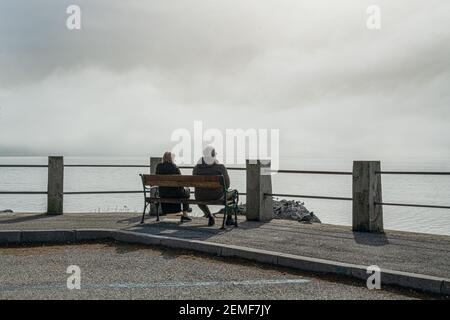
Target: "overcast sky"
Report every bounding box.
[0,0,449,162]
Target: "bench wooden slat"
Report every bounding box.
[141,174,223,189]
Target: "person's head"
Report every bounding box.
[202,146,217,165]
[163,151,175,163]
[203,146,216,158]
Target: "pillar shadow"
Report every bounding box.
[0,213,54,224]
[352,231,389,246]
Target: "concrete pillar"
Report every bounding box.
[352,161,383,232]
[47,156,64,215]
[149,157,162,215]
[150,157,162,175]
[246,160,273,222]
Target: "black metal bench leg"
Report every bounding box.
[221,206,227,229]
[141,203,148,224]
[156,202,160,222]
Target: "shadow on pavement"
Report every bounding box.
[116,215,143,224]
[126,215,247,241]
[0,213,54,224]
[353,231,389,246]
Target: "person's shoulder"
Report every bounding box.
[169,162,178,168]
[169,162,180,172]
[215,163,227,171]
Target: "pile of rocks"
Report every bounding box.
[220,198,321,224]
[272,199,321,223]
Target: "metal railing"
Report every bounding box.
[272,169,352,175]
[267,169,450,211]
[1,163,449,208]
[0,165,48,168]
[1,158,449,233]
[374,170,450,209]
[0,163,145,195]
[377,171,450,175]
[179,165,246,171]
[0,164,49,195]
[0,163,246,196]
[265,169,353,202]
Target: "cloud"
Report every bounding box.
[0,0,449,161]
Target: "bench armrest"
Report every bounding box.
[143,186,158,197]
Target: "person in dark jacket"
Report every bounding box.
[193,146,235,226]
[156,152,192,223]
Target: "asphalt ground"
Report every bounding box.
[1,213,449,279]
[0,242,440,300]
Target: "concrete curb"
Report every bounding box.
[0,229,449,296]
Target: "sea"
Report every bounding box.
[1,156,449,236]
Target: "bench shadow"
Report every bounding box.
[106,240,204,260]
[103,240,174,258]
[126,216,240,241]
[353,231,389,246]
[0,213,54,224]
[116,215,143,224]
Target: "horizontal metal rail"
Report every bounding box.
[271,169,352,175]
[375,202,450,210]
[0,191,47,194]
[1,190,248,196]
[0,165,48,168]
[64,165,149,168]
[377,171,450,175]
[266,193,352,201]
[178,166,245,171]
[65,190,248,196]
[64,191,142,195]
[64,165,247,170]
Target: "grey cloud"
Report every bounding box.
[0,0,449,160]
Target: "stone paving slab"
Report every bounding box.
[1,212,449,279]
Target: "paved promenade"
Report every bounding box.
[0,242,421,299]
[1,212,449,279]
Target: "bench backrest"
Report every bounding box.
[140,174,224,189]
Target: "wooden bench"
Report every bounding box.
[139,174,239,229]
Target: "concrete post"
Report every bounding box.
[246,160,273,222]
[150,157,162,215]
[150,157,162,175]
[352,161,383,232]
[47,156,64,215]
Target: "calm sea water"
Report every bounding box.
[1,156,449,236]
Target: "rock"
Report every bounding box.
[272,199,321,223]
[218,198,321,223]
[0,209,14,213]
